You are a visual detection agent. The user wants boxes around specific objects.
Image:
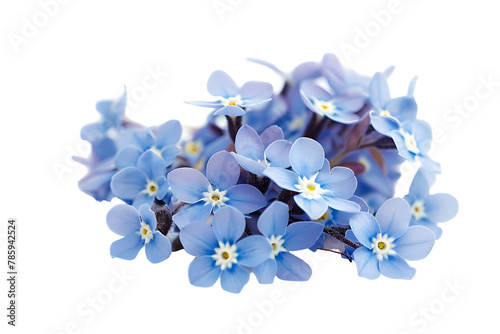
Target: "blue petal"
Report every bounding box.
[292,61,321,81]
[220,265,250,294]
[325,112,360,124]
[413,120,433,155]
[139,203,157,230]
[226,184,267,214]
[369,72,391,111]
[110,233,144,260]
[160,146,181,166]
[213,105,246,116]
[293,194,328,220]
[283,222,324,251]
[259,125,284,147]
[106,205,141,236]
[132,130,155,151]
[236,235,273,267]
[110,167,147,200]
[425,194,459,222]
[334,96,365,112]
[115,146,143,169]
[300,80,332,101]
[137,150,167,180]
[207,70,239,98]
[179,222,218,256]
[289,137,325,178]
[253,259,277,284]
[145,233,172,263]
[257,201,289,238]
[154,176,169,200]
[206,151,240,190]
[167,168,209,203]
[173,202,213,229]
[156,120,182,147]
[232,153,266,176]
[353,247,380,279]
[322,193,361,213]
[276,252,312,281]
[370,112,400,136]
[316,166,357,199]
[379,255,416,279]
[239,81,273,104]
[185,100,224,108]
[376,198,411,238]
[212,206,246,244]
[349,212,380,248]
[265,140,291,168]
[386,96,417,123]
[412,219,443,240]
[188,255,221,288]
[408,168,432,198]
[263,167,299,191]
[131,193,154,209]
[235,125,264,160]
[395,225,435,261]
[391,130,415,161]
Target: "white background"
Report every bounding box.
[1,1,499,333]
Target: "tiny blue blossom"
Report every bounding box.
[349,198,435,279]
[107,203,172,263]
[179,206,272,293]
[186,70,274,116]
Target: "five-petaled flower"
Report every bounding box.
[179,206,272,293]
[185,70,274,116]
[167,150,267,228]
[349,198,435,279]
[107,203,172,263]
[264,137,361,220]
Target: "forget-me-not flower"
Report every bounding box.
[349,198,435,279]
[167,151,267,228]
[110,150,169,208]
[253,201,324,283]
[264,137,361,220]
[107,203,172,263]
[404,169,458,239]
[179,206,272,293]
[231,125,292,176]
[185,70,274,116]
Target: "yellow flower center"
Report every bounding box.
[212,195,220,201]
[272,243,277,251]
[377,242,386,250]
[222,251,230,259]
[315,211,328,221]
[150,185,157,192]
[307,185,316,191]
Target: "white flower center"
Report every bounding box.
[411,200,426,220]
[371,233,397,260]
[137,222,154,244]
[148,145,163,157]
[268,235,287,259]
[184,140,203,157]
[212,241,238,270]
[380,110,391,117]
[106,127,119,139]
[257,158,270,168]
[402,131,420,154]
[143,180,159,197]
[221,95,243,107]
[313,98,337,115]
[287,117,305,131]
[202,186,229,207]
[295,173,327,199]
[358,156,371,172]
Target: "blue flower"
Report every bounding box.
[349,198,435,279]
[167,151,267,228]
[179,206,272,293]
[114,120,182,168]
[369,72,418,136]
[300,80,365,124]
[252,201,324,283]
[264,137,361,220]
[107,203,172,263]
[404,169,458,239]
[391,120,441,173]
[231,125,292,176]
[110,150,169,208]
[185,70,274,116]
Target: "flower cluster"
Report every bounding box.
[76,54,458,293]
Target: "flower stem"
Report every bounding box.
[323,226,360,249]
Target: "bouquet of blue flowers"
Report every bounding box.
[75,54,458,293]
